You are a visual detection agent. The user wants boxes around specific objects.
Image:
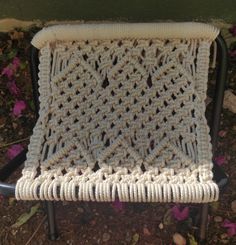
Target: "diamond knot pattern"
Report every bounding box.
[16,32,218,203]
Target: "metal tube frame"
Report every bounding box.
[0,45,58,240]
[199,34,228,244]
[0,33,228,243]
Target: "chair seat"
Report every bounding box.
[15,23,220,203]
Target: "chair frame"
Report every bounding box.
[0,33,228,244]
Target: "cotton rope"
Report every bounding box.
[16,23,219,202]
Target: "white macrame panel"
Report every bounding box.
[16,24,219,202]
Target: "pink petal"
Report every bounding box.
[12,100,26,117]
[7,80,21,96]
[222,219,236,237]
[218,130,227,138]
[214,155,226,166]
[171,205,189,221]
[228,227,236,237]
[0,195,4,202]
[229,26,236,36]
[12,57,20,70]
[229,50,236,57]
[2,66,14,79]
[111,199,125,212]
[222,219,231,228]
[6,144,24,160]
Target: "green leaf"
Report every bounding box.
[188,234,198,245]
[20,62,27,70]
[163,208,173,225]
[7,49,17,60]
[28,100,35,111]
[11,203,40,229]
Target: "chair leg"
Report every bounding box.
[199,203,209,245]
[45,201,58,240]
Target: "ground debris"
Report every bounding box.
[231,200,236,213]
[131,233,139,245]
[173,233,186,245]
[214,216,223,223]
[224,90,236,113]
[11,203,40,229]
[102,232,110,242]
[143,227,151,236]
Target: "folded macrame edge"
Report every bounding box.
[31,22,219,49]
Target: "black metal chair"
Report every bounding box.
[0,33,229,244]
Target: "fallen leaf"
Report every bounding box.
[131,233,139,245]
[224,90,236,114]
[214,216,223,223]
[11,203,40,229]
[173,233,186,245]
[158,223,164,230]
[102,232,111,242]
[163,209,173,225]
[188,234,198,245]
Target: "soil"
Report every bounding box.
[0,28,236,245]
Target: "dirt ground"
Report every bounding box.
[0,27,236,245]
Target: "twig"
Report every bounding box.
[25,215,46,245]
[0,137,30,149]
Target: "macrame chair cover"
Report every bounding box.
[16,23,220,203]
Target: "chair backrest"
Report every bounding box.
[31,23,218,172]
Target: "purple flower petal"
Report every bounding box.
[12,100,26,117]
[12,57,20,70]
[222,219,236,237]
[2,66,14,79]
[229,50,236,58]
[229,25,236,36]
[171,205,189,221]
[111,199,125,212]
[2,57,20,79]
[214,156,226,166]
[7,80,21,96]
[6,144,24,160]
[218,130,227,138]
[0,195,4,202]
